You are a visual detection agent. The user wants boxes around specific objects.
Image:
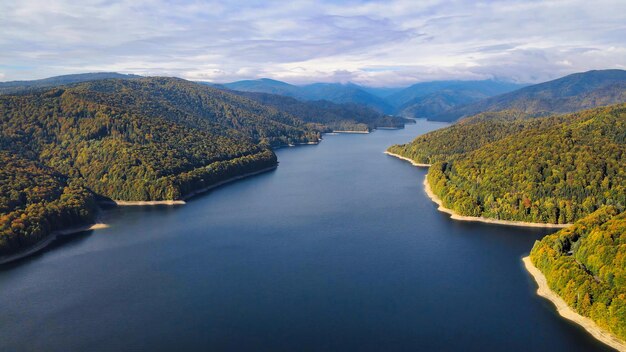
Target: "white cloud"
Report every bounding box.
[0,0,625,86]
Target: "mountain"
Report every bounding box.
[387,80,524,108]
[222,79,394,113]
[298,83,394,113]
[436,69,626,121]
[221,78,301,97]
[388,80,525,119]
[228,90,407,132]
[0,77,322,256]
[0,72,141,94]
[221,78,526,117]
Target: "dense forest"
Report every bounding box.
[387,110,566,164]
[530,206,626,340]
[0,152,97,255]
[390,104,626,224]
[0,77,324,256]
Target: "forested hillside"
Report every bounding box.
[390,104,625,224]
[229,90,407,132]
[0,77,320,256]
[387,110,559,164]
[436,69,626,121]
[530,206,626,340]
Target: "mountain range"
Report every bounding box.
[218,78,524,117]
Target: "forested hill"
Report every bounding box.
[530,206,626,341]
[436,69,626,121]
[227,90,408,132]
[390,103,625,224]
[387,110,565,164]
[0,72,141,95]
[68,77,321,147]
[0,77,321,256]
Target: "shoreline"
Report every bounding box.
[384,151,431,167]
[423,177,570,228]
[101,166,278,206]
[0,223,109,265]
[1,166,278,264]
[523,257,626,352]
[332,130,370,134]
[385,150,569,228]
[181,166,277,201]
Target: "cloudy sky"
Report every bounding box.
[1,0,625,86]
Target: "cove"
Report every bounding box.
[0,120,612,351]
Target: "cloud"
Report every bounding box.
[0,0,625,86]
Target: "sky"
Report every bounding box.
[1,0,625,87]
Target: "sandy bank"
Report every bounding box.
[523,257,626,351]
[0,223,109,265]
[113,200,186,206]
[423,177,570,228]
[385,150,569,228]
[384,151,431,167]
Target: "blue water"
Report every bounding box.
[0,120,611,351]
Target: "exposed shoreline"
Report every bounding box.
[181,166,277,201]
[385,150,570,228]
[384,151,431,167]
[523,257,626,352]
[332,130,370,134]
[112,200,187,206]
[0,223,109,265]
[101,166,278,206]
[2,166,279,265]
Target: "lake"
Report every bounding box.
[0,120,611,351]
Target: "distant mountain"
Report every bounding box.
[0,72,141,94]
[299,83,394,113]
[436,69,626,121]
[222,79,394,113]
[388,80,525,119]
[221,78,301,97]
[221,78,525,117]
[229,90,408,132]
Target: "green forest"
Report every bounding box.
[530,206,626,340]
[1,77,361,256]
[390,104,625,224]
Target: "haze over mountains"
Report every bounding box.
[218,69,626,121]
[2,69,625,125]
[219,78,525,117]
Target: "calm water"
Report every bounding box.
[0,120,611,351]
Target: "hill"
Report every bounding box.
[530,206,626,341]
[0,72,141,94]
[436,70,626,121]
[0,77,321,256]
[387,110,558,164]
[389,104,625,224]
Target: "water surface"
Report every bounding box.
[0,120,611,351]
